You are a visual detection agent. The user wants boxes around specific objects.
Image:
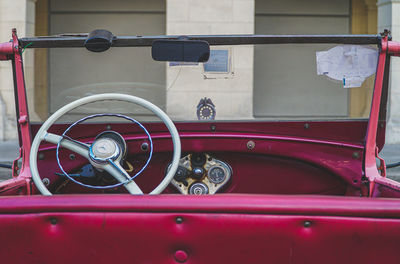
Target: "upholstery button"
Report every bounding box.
[174,250,188,263]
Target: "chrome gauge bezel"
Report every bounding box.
[189,182,209,195]
[169,153,232,195]
[207,165,227,184]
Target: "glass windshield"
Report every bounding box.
[25,42,378,123]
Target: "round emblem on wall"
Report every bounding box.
[196,97,216,120]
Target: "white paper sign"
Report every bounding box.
[316,45,378,88]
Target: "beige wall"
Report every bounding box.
[349,0,377,118]
[166,0,255,120]
[0,0,391,141]
[254,0,351,118]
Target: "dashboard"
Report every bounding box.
[31,121,367,196]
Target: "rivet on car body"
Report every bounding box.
[352,152,360,159]
[106,125,112,130]
[211,125,216,132]
[69,154,76,160]
[174,250,188,263]
[304,123,310,129]
[38,153,45,160]
[18,115,28,125]
[175,216,183,224]
[303,221,311,227]
[50,218,58,225]
[42,178,50,186]
[247,140,255,150]
[141,142,149,152]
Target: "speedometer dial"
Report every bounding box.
[208,166,226,184]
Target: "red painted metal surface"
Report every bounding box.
[0,41,13,60]
[0,177,29,196]
[1,194,400,217]
[17,120,368,196]
[3,213,400,263]
[32,132,357,195]
[0,195,400,263]
[9,29,33,195]
[364,36,388,195]
[388,40,400,56]
[174,250,188,263]
[31,120,373,146]
[372,177,400,198]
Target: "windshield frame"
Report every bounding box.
[1,29,392,187]
[20,34,381,49]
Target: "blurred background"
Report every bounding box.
[0,0,399,179]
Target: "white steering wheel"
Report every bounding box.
[30,93,181,196]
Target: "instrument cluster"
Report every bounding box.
[168,153,232,195]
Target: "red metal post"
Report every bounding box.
[10,29,32,193]
[0,41,13,61]
[364,36,388,195]
[388,41,400,56]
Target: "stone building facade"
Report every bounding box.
[0,0,399,143]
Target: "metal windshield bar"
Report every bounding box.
[19,34,381,48]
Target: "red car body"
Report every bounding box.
[0,29,400,263]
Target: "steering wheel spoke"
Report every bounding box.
[104,160,143,195]
[43,132,90,158]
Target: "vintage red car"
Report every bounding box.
[0,28,400,263]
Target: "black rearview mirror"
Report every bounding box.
[84,29,114,52]
[152,40,210,62]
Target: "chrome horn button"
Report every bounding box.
[89,138,120,164]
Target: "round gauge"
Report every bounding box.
[189,183,209,195]
[208,166,226,184]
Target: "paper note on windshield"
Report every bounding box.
[316,45,378,88]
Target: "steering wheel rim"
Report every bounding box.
[30,93,181,196]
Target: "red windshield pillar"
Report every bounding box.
[0,29,32,194]
[10,29,32,194]
[364,35,389,196]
